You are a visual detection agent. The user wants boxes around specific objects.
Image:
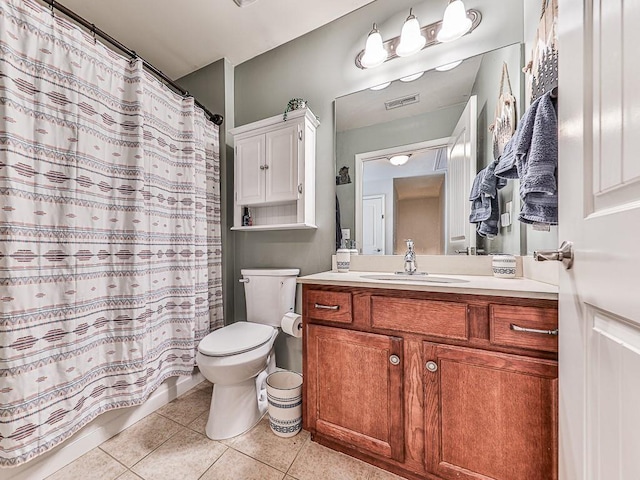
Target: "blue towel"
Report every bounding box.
[469,160,506,238]
[495,92,558,225]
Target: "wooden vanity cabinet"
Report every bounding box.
[302,284,558,480]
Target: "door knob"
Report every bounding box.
[533,240,574,270]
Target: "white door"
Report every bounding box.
[235,135,265,206]
[265,123,299,204]
[446,96,477,255]
[559,1,640,478]
[362,195,385,255]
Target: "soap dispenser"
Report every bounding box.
[336,240,351,273]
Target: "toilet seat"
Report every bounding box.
[198,322,275,357]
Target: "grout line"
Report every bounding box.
[283,431,311,478]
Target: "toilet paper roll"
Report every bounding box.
[281,312,303,338]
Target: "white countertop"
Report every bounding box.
[298,271,558,300]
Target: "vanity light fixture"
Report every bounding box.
[370,81,392,91]
[437,0,473,43]
[435,59,463,71]
[389,154,410,166]
[396,9,426,57]
[400,72,424,82]
[355,9,481,69]
[360,23,388,69]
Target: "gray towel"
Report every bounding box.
[469,160,506,238]
[495,92,558,225]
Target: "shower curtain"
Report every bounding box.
[0,0,223,466]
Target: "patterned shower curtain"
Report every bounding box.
[0,0,223,466]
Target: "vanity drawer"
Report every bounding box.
[371,296,468,340]
[306,290,353,324]
[490,305,558,353]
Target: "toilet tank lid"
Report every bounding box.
[241,268,300,276]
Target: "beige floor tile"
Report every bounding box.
[186,411,237,446]
[287,441,374,480]
[131,427,226,480]
[368,467,409,479]
[99,413,181,467]
[46,448,126,480]
[155,386,211,426]
[230,417,310,472]
[200,448,284,480]
[116,471,144,480]
[193,380,213,392]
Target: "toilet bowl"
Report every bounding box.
[196,268,299,440]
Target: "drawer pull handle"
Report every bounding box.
[314,303,340,311]
[510,324,558,336]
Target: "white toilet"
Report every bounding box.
[196,268,299,440]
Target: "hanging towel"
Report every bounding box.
[469,160,506,238]
[495,92,558,225]
[335,195,343,250]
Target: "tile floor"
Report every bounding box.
[45,381,407,480]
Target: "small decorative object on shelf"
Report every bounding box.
[336,166,351,185]
[283,98,308,121]
[242,207,252,226]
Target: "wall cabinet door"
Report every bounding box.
[306,324,404,461]
[265,124,299,204]
[235,134,265,205]
[423,343,558,480]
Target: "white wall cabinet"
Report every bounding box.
[229,108,319,231]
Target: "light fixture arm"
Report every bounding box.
[355,9,481,69]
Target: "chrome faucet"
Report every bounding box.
[403,239,418,274]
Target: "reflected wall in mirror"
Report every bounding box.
[335,42,558,255]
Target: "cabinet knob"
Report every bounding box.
[389,355,401,366]
[259,165,265,170]
[263,164,269,170]
[425,361,438,372]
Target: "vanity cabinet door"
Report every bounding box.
[423,343,558,480]
[306,324,404,462]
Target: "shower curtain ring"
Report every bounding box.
[91,24,96,44]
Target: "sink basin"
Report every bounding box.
[360,274,469,284]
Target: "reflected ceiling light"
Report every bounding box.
[396,9,426,57]
[370,81,392,91]
[360,23,388,69]
[435,60,463,72]
[389,154,410,166]
[399,72,424,82]
[437,0,473,43]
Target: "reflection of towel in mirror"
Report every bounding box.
[495,91,558,225]
[469,160,507,238]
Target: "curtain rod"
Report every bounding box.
[41,0,224,126]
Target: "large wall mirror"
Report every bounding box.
[335,42,558,256]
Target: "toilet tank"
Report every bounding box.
[241,268,300,327]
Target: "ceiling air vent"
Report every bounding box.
[385,94,420,110]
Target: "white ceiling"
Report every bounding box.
[336,55,483,132]
[57,0,376,79]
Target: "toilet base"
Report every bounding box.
[204,373,268,440]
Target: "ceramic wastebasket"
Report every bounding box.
[266,371,303,437]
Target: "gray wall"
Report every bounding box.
[183,0,525,372]
[335,104,465,238]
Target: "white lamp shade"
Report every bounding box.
[396,15,426,57]
[361,26,387,68]
[389,155,410,166]
[435,60,463,72]
[399,72,424,82]
[437,0,472,43]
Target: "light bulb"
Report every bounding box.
[361,23,388,68]
[389,155,410,166]
[396,9,426,57]
[437,0,472,43]
[435,60,463,71]
[370,82,392,91]
[400,72,424,82]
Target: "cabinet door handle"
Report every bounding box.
[510,324,559,336]
[314,303,339,310]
